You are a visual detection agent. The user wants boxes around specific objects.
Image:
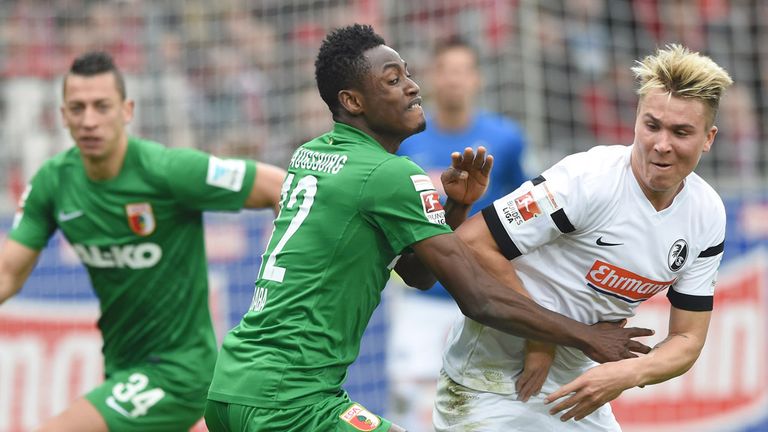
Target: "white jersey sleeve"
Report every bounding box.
[666,179,725,311]
[480,150,605,259]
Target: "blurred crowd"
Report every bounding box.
[0,0,765,211]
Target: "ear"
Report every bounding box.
[60,105,69,128]
[123,99,135,123]
[338,89,364,116]
[702,125,717,153]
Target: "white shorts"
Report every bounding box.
[387,290,462,380]
[433,370,622,432]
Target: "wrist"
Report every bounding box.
[444,197,471,208]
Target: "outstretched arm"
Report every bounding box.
[244,162,287,212]
[411,224,653,363]
[0,239,40,305]
[546,306,709,421]
[395,147,492,289]
[455,208,557,401]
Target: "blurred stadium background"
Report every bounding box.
[0,0,766,431]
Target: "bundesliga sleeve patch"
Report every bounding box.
[410,174,435,191]
[340,403,381,431]
[499,181,558,227]
[420,190,446,225]
[206,156,246,192]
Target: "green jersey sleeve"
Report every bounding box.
[9,164,56,250]
[360,157,451,254]
[162,148,257,212]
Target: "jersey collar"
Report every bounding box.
[329,122,386,151]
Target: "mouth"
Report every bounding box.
[651,161,672,169]
[406,97,423,112]
[78,136,103,147]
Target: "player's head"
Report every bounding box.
[629,44,733,207]
[430,37,481,113]
[315,24,425,143]
[61,51,134,162]
[633,43,732,128]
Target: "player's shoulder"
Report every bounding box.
[550,144,629,181]
[372,153,426,177]
[130,136,172,160]
[684,172,725,217]
[541,145,629,216]
[34,146,81,178]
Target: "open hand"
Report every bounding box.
[516,340,555,402]
[441,146,493,205]
[582,319,653,363]
[546,360,636,422]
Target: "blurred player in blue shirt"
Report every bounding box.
[391,37,528,431]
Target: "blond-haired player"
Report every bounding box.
[433,44,733,431]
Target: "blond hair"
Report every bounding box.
[632,44,733,125]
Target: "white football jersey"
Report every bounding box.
[442,144,725,395]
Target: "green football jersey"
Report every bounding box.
[208,123,452,408]
[10,137,256,389]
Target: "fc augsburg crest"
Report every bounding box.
[125,203,156,236]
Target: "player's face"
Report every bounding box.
[360,45,425,139]
[431,47,480,111]
[61,72,134,161]
[631,88,717,208]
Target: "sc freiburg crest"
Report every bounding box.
[126,203,156,236]
[668,239,689,272]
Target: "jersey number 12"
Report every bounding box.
[261,174,317,283]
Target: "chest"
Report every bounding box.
[53,177,182,246]
[565,205,699,303]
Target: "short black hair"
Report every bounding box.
[66,51,126,99]
[315,24,385,117]
[434,36,478,63]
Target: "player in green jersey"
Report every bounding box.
[0,52,286,431]
[205,24,653,432]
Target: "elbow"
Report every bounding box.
[401,275,436,291]
[456,296,493,324]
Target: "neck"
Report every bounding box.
[83,136,129,181]
[630,155,683,212]
[338,117,404,154]
[435,106,472,131]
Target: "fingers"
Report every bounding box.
[458,147,474,171]
[452,147,491,172]
[627,340,652,355]
[441,167,468,184]
[450,151,462,169]
[625,327,655,338]
[516,371,546,402]
[547,392,578,416]
[545,384,572,405]
[472,146,487,171]
[482,154,494,176]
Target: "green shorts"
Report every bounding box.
[205,393,394,432]
[86,364,207,431]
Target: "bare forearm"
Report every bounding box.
[0,272,25,305]
[419,236,590,350]
[630,333,705,387]
[0,240,39,305]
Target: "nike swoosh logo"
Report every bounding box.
[596,236,623,247]
[58,210,84,222]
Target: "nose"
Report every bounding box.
[82,106,98,129]
[405,76,420,96]
[653,130,672,153]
